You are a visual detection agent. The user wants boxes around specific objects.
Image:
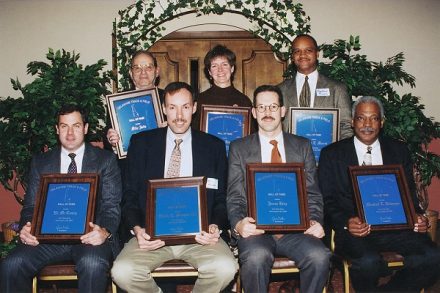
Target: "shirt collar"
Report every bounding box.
[61,143,85,157]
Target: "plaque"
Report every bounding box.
[246,163,309,232]
[106,88,164,158]
[349,165,417,231]
[146,177,208,245]
[31,174,98,243]
[289,108,339,162]
[200,105,251,154]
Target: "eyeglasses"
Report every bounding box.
[254,104,280,113]
[131,64,155,74]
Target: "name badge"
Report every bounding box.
[206,178,218,190]
[316,88,330,96]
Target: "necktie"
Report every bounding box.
[270,140,282,163]
[362,146,372,166]
[166,139,183,178]
[68,153,77,174]
[299,75,310,107]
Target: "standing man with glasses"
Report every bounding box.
[278,34,352,139]
[227,85,330,293]
[0,104,122,293]
[106,50,164,147]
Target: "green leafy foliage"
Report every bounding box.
[0,49,111,198]
[114,0,311,90]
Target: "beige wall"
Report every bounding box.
[1,0,439,224]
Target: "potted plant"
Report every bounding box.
[0,48,112,205]
[318,36,440,239]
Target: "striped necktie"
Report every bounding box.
[299,76,310,107]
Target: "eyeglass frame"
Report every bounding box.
[131,64,156,74]
[254,103,281,113]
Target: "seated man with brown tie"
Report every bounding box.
[227,85,331,293]
[0,104,122,292]
[319,96,440,292]
[111,82,238,293]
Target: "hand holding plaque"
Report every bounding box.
[31,174,98,243]
[246,163,309,232]
[349,165,417,231]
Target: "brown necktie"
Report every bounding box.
[362,146,372,166]
[166,139,183,178]
[68,153,77,174]
[299,75,310,107]
[270,140,282,163]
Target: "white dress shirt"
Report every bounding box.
[295,69,318,107]
[259,131,286,163]
[60,143,85,173]
[164,127,193,177]
[354,137,383,166]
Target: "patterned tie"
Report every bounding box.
[362,146,372,166]
[166,139,183,178]
[299,75,310,107]
[270,140,282,163]
[68,153,77,174]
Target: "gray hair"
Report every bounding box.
[352,96,384,119]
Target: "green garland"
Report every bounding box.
[114,0,311,90]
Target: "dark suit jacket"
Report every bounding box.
[278,73,352,139]
[318,136,422,232]
[121,127,229,238]
[227,132,323,231]
[20,144,122,257]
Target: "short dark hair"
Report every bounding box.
[163,82,196,103]
[130,50,158,68]
[253,85,284,107]
[204,45,236,82]
[57,104,88,124]
[292,34,319,50]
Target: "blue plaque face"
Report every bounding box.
[254,172,300,225]
[114,94,158,153]
[206,112,244,154]
[294,112,334,162]
[41,183,91,234]
[154,186,201,236]
[357,174,407,225]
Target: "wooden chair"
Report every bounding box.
[151,259,199,278]
[32,262,117,293]
[236,257,327,293]
[330,230,424,293]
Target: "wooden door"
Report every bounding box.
[148,31,287,99]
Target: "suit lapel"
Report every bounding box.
[289,79,299,107]
[81,144,97,173]
[48,146,62,173]
[247,133,262,162]
[153,128,167,177]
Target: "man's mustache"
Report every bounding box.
[360,127,375,132]
[262,116,275,121]
[172,118,187,124]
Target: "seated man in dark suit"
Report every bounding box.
[319,96,440,292]
[227,85,330,293]
[111,82,238,293]
[0,104,122,293]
